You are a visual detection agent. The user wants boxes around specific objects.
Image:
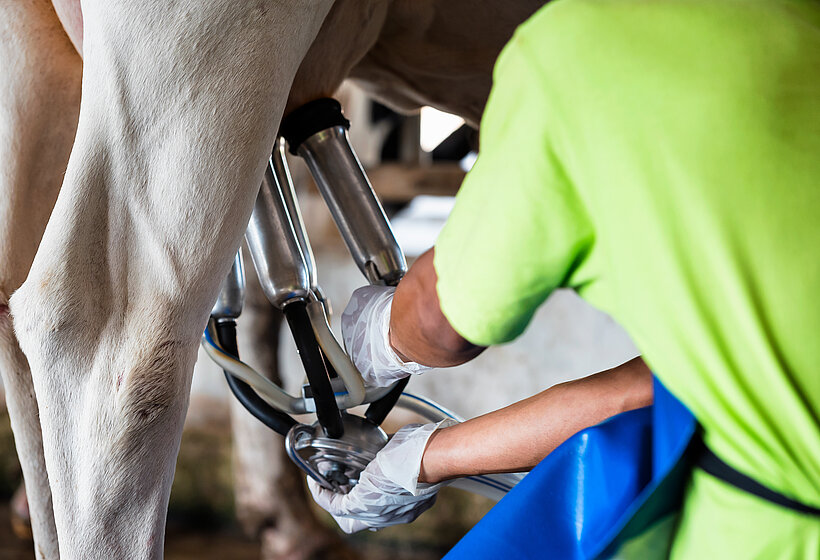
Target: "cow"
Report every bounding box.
[0,1,544,557]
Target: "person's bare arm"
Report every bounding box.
[419,356,653,483]
[390,248,486,367]
[390,249,653,480]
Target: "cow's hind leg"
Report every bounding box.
[0,1,82,557]
[10,1,334,557]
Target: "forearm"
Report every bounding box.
[419,357,653,483]
[390,248,485,367]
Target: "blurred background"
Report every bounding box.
[0,83,638,560]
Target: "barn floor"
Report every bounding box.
[0,501,478,560]
[0,505,262,560]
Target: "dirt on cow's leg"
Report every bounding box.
[230,252,355,560]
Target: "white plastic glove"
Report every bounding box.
[342,285,432,387]
[307,419,456,533]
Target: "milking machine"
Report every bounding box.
[202,99,522,500]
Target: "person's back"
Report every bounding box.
[433,0,820,555]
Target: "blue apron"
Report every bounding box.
[444,377,697,560]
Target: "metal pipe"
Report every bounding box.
[271,138,319,292]
[245,164,310,309]
[297,125,407,286]
[211,251,245,320]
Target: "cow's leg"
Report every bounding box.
[10,2,334,557]
[0,2,82,557]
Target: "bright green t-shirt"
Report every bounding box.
[434,0,820,556]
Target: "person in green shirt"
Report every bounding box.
[309,0,820,556]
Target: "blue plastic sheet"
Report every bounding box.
[444,377,696,560]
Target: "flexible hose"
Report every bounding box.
[214,319,297,436]
[202,325,304,412]
[365,377,409,426]
[307,300,366,406]
[283,300,344,438]
[202,327,393,412]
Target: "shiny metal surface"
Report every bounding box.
[286,413,389,492]
[245,164,310,309]
[298,126,407,286]
[271,138,319,291]
[211,251,246,319]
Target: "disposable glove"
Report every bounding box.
[342,285,431,387]
[307,419,456,533]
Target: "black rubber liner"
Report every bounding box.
[283,300,344,438]
[280,97,350,155]
[214,319,297,436]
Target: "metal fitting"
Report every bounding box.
[245,163,310,309]
[211,251,246,320]
[298,125,407,286]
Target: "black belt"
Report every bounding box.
[695,442,820,517]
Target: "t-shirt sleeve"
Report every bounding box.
[434,29,595,347]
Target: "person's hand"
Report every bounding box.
[307,419,456,533]
[342,285,432,387]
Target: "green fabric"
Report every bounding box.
[671,470,820,559]
[434,0,820,555]
[614,513,678,560]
